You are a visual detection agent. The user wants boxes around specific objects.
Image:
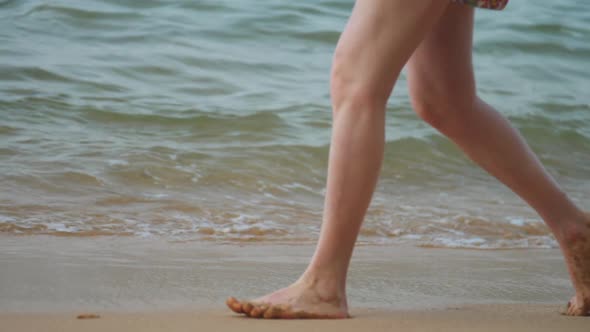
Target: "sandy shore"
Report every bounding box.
[0,236,588,330]
[2,304,589,332]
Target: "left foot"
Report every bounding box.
[226,275,349,319]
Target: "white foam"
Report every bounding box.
[142,193,169,199]
[45,222,77,233]
[432,236,487,248]
[107,159,129,166]
[0,215,16,223]
[505,216,541,227]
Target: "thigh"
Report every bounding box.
[406,3,476,107]
[331,0,449,108]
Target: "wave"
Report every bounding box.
[20,3,140,21]
[0,210,557,249]
[1,0,588,250]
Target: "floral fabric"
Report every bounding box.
[452,0,509,10]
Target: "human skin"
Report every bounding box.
[227,0,590,318]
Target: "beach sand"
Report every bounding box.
[2,304,589,332]
[0,236,588,331]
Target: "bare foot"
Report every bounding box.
[226,276,349,319]
[559,213,590,316]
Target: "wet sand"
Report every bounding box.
[1,304,589,332]
[0,236,588,330]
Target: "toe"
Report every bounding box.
[563,302,571,316]
[257,304,270,318]
[250,304,268,318]
[565,304,581,316]
[563,296,589,316]
[249,307,261,318]
[226,297,242,314]
[568,307,580,316]
[563,297,576,316]
[242,302,254,316]
[263,306,276,319]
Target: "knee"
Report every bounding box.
[329,49,396,114]
[330,71,375,114]
[410,90,476,135]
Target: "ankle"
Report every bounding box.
[555,211,589,245]
[297,270,347,303]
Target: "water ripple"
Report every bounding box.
[0,0,589,247]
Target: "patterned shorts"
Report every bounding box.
[452,0,509,10]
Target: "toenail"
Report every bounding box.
[263,307,275,319]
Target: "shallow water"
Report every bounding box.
[1,0,589,248]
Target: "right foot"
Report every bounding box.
[559,212,590,316]
[226,275,349,319]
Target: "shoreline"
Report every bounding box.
[0,236,575,312]
[2,235,588,330]
[2,304,588,332]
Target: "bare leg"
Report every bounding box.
[407,4,590,316]
[226,0,449,319]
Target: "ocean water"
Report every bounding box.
[1,0,589,249]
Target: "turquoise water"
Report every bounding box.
[1,0,589,248]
